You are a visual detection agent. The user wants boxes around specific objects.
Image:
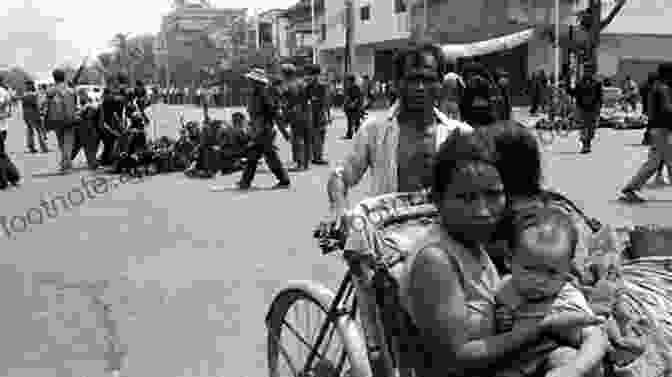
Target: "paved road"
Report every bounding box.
[1,104,671,377]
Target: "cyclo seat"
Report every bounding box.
[343,191,439,377]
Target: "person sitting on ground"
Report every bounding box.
[185,119,226,178]
[494,206,608,377]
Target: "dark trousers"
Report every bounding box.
[290,119,311,168]
[625,128,672,191]
[310,109,327,161]
[312,126,326,161]
[71,121,99,169]
[530,93,541,114]
[240,131,289,185]
[54,127,75,170]
[579,108,600,147]
[98,130,118,166]
[345,111,361,138]
[25,117,48,152]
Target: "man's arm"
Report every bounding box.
[326,122,372,213]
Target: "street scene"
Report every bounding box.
[3,0,672,376]
[1,103,671,377]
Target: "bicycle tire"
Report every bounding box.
[267,282,371,377]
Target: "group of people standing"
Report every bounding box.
[235,63,331,189]
[4,69,150,178]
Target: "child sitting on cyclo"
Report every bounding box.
[495,206,608,377]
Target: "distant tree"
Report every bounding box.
[1,67,34,93]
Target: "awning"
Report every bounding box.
[441,28,537,59]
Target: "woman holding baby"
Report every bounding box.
[396,121,612,377]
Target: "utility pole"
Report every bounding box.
[587,0,601,72]
[343,0,354,77]
[312,0,318,64]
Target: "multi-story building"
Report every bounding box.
[257,9,290,58]
[598,0,672,83]
[320,0,580,87]
[155,1,247,86]
[280,0,325,67]
[320,0,411,81]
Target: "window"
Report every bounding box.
[394,0,406,13]
[320,24,326,41]
[360,5,371,21]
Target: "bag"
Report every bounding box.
[46,87,77,125]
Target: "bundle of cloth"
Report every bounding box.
[576,225,672,377]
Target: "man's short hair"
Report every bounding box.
[393,42,447,83]
[52,69,66,83]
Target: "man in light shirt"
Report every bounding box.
[0,75,12,134]
[326,43,472,220]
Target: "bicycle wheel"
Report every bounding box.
[267,281,370,377]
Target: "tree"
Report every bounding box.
[1,67,34,93]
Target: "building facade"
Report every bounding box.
[319,0,579,86]
[155,2,247,87]
[598,0,672,84]
[280,0,325,67]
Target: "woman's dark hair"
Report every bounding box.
[393,43,447,83]
[431,129,498,204]
[485,120,543,198]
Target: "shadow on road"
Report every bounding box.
[209,185,289,193]
[31,167,91,178]
[552,151,582,155]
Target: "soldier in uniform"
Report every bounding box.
[306,64,329,165]
[237,68,291,190]
[280,63,312,171]
[99,73,131,166]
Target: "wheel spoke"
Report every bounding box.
[269,326,300,377]
[269,290,354,377]
[282,318,327,360]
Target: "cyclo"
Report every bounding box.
[265,190,437,377]
[265,189,672,377]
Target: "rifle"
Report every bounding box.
[69,57,88,87]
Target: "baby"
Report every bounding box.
[495,207,608,377]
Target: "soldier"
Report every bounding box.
[99,73,131,166]
[280,63,311,171]
[236,68,290,190]
[343,74,364,139]
[21,80,49,153]
[306,64,329,165]
[571,66,603,154]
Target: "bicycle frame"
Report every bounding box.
[302,270,358,376]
